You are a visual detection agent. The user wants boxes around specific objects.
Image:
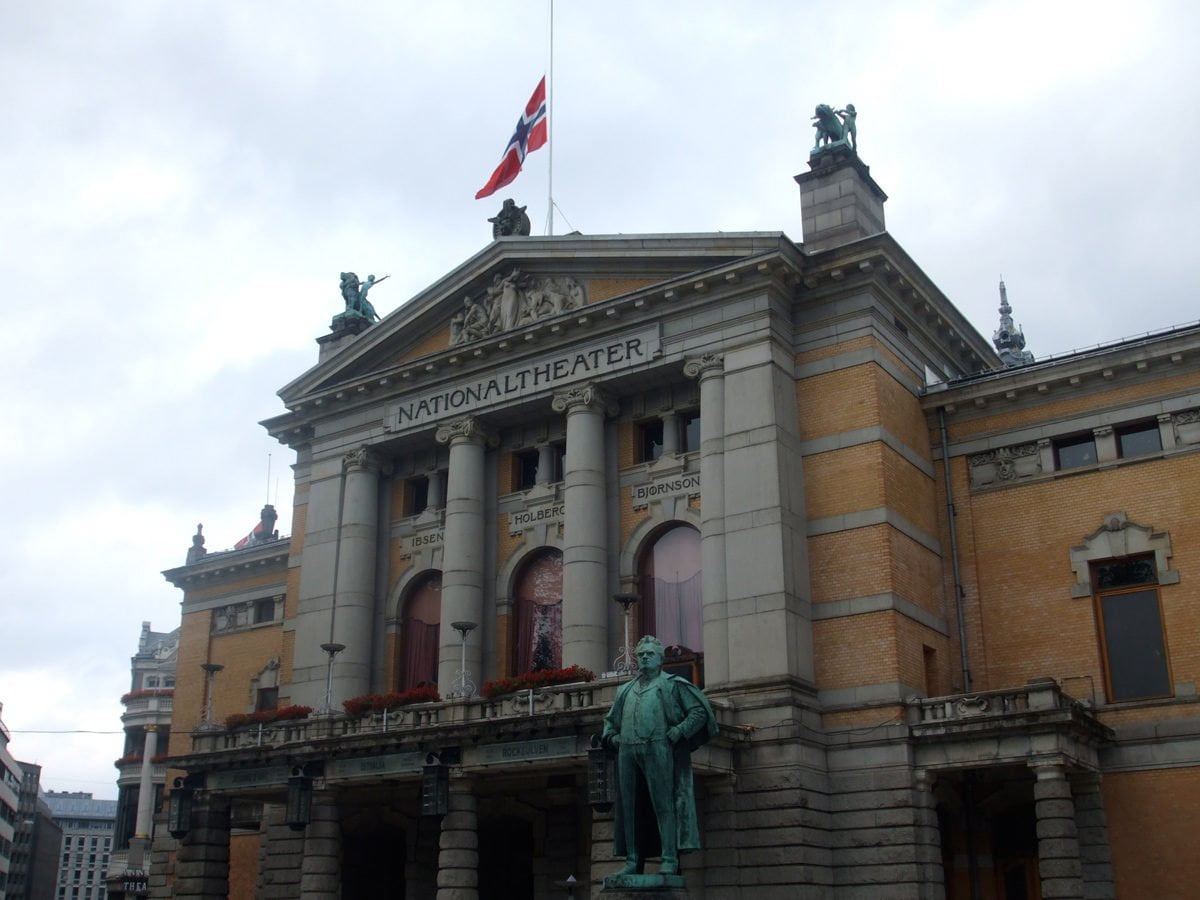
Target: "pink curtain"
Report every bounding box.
[401,573,441,689]
[640,525,702,652]
[514,551,563,673]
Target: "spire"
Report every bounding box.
[992,278,1034,367]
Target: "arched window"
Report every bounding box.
[401,571,441,690]
[513,549,563,674]
[639,524,702,654]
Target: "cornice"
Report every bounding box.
[162,538,290,590]
[922,323,1200,415]
[262,242,806,446]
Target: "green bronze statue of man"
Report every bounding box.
[602,635,718,878]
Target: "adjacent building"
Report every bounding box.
[151,141,1200,898]
[0,704,19,899]
[104,624,176,899]
[43,793,115,900]
[8,763,60,900]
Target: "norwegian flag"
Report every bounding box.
[475,76,548,200]
[233,520,265,550]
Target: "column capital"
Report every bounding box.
[551,382,617,416]
[343,444,388,473]
[1029,756,1070,780]
[434,416,498,448]
[683,353,725,380]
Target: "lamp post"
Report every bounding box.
[612,593,639,676]
[449,621,477,699]
[317,642,346,715]
[197,663,224,731]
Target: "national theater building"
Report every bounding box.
[155,144,1200,899]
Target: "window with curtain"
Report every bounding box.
[401,571,441,690]
[639,524,702,653]
[513,549,563,674]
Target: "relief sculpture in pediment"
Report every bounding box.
[450,268,586,346]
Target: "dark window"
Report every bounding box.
[638,421,664,462]
[1093,556,1172,702]
[680,411,701,453]
[514,450,539,490]
[1054,434,1097,469]
[1117,421,1162,458]
[253,597,276,624]
[406,477,429,516]
[255,687,279,711]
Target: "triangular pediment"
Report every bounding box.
[276,232,795,405]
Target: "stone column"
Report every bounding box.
[331,445,385,702]
[129,724,159,866]
[536,443,557,485]
[428,469,446,509]
[588,805,620,896]
[1072,773,1115,900]
[435,417,496,689]
[147,810,175,899]
[913,769,947,899]
[258,803,303,900]
[702,778,739,893]
[1031,761,1084,900]
[173,794,231,900]
[438,779,479,899]
[684,354,729,685]
[299,794,340,900]
[552,384,616,675]
[660,411,680,456]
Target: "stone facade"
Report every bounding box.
[150,151,1200,899]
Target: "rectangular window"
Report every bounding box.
[680,411,701,453]
[405,476,429,516]
[1054,434,1097,469]
[1093,556,1172,702]
[514,449,539,490]
[1117,421,1162,458]
[256,686,279,712]
[253,597,276,624]
[638,420,664,462]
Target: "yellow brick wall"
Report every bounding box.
[1105,768,1200,899]
[390,324,453,366]
[804,444,885,519]
[229,832,259,900]
[798,366,879,440]
[813,611,897,691]
[586,277,657,304]
[809,527,893,604]
[168,609,211,758]
[959,453,1200,697]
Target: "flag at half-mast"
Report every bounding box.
[475,76,548,200]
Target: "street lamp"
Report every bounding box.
[317,642,346,715]
[449,622,477,699]
[612,593,639,676]
[197,663,224,731]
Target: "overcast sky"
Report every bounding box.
[2,1,1197,800]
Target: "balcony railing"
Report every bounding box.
[909,679,1089,727]
[191,680,620,755]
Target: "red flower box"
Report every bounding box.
[223,704,312,731]
[482,665,594,700]
[342,687,441,718]
[120,689,174,704]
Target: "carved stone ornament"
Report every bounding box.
[1173,408,1200,446]
[343,445,386,473]
[1068,512,1179,598]
[550,382,618,417]
[449,268,587,347]
[434,416,499,447]
[968,441,1041,489]
[682,353,724,380]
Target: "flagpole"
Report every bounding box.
[547,0,554,236]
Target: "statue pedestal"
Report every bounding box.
[602,872,689,896]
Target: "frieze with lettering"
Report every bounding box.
[207,766,291,790]
[388,328,658,431]
[470,735,578,766]
[632,472,701,508]
[508,503,565,534]
[326,751,424,781]
[398,529,444,558]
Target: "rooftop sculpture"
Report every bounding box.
[489,198,532,238]
[811,103,858,155]
[331,271,388,332]
[992,279,1035,367]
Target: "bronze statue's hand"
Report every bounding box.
[604,733,620,750]
[666,726,681,745]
